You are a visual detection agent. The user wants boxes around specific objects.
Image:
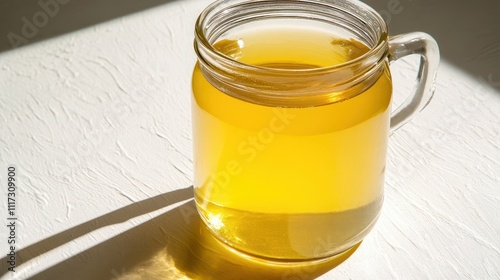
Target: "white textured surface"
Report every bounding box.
[0,0,499,279]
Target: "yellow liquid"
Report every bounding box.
[192,28,392,260]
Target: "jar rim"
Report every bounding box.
[193,0,390,107]
[194,0,389,75]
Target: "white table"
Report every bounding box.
[1,0,499,279]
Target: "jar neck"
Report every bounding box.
[194,0,389,107]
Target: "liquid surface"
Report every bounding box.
[192,28,392,260]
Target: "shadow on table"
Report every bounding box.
[0,0,180,52]
[0,187,193,279]
[0,187,358,280]
[362,0,500,91]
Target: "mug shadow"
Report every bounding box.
[0,187,194,279]
[0,187,359,280]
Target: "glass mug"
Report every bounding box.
[191,0,439,262]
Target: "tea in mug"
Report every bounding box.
[192,27,392,260]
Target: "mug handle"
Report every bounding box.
[388,32,440,133]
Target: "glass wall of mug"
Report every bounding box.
[192,0,439,262]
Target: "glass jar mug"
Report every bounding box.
[191,0,439,262]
